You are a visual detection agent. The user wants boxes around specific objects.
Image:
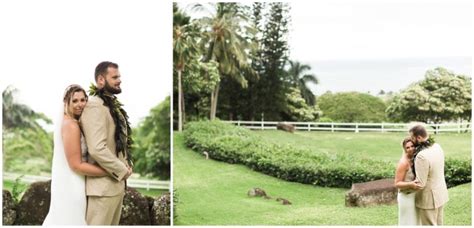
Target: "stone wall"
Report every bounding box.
[2,181,170,225]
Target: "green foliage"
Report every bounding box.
[282,87,321,121]
[287,60,319,106]
[445,158,472,188]
[184,121,394,188]
[184,121,471,189]
[133,97,170,180]
[245,2,291,121]
[387,67,472,123]
[318,92,387,122]
[11,175,26,204]
[3,128,53,174]
[3,85,53,175]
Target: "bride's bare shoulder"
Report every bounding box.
[397,157,410,169]
[62,117,80,133]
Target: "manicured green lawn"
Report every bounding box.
[174,133,471,225]
[254,131,471,163]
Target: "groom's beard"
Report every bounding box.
[104,80,122,94]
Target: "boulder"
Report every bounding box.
[276,122,295,133]
[151,192,171,225]
[119,187,151,225]
[14,180,51,225]
[3,190,17,225]
[13,180,166,225]
[345,178,397,207]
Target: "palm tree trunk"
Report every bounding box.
[210,82,220,120]
[178,70,183,131]
[204,41,215,63]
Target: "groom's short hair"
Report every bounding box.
[409,124,428,138]
[95,61,119,81]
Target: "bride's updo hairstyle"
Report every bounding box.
[63,84,88,118]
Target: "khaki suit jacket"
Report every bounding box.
[414,143,449,209]
[80,96,129,196]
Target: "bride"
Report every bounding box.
[43,84,108,225]
[395,137,422,226]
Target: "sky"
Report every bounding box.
[287,0,472,95]
[0,0,171,128]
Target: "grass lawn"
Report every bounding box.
[254,131,471,163]
[3,180,167,198]
[174,133,471,225]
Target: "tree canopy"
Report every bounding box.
[318,92,387,122]
[386,67,471,123]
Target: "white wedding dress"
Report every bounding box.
[397,166,420,226]
[43,116,88,225]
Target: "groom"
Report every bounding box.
[80,61,133,225]
[410,124,449,225]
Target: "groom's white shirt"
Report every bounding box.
[414,143,449,209]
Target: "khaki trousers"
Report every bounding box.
[86,193,125,225]
[417,206,444,225]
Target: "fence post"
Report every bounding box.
[355,123,359,133]
[458,119,461,133]
[261,113,264,130]
[238,120,241,127]
[308,123,311,131]
[331,123,334,132]
[381,123,384,133]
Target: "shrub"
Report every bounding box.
[445,158,472,188]
[184,121,471,188]
[184,121,394,188]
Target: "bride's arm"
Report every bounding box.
[394,160,421,190]
[62,119,108,177]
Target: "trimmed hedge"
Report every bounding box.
[184,121,471,188]
[445,158,472,188]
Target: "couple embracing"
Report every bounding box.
[43,61,133,225]
[395,124,449,226]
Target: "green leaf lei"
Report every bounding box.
[89,83,133,167]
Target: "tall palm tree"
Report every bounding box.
[173,3,200,131]
[194,3,256,120]
[287,60,319,106]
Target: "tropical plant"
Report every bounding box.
[173,3,200,132]
[287,60,319,106]
[193,2,256,120]
[2,85,51,130]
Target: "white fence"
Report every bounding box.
[224,120,471,133]
[3,172,169,191]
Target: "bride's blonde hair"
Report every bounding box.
[63,84,88,118]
